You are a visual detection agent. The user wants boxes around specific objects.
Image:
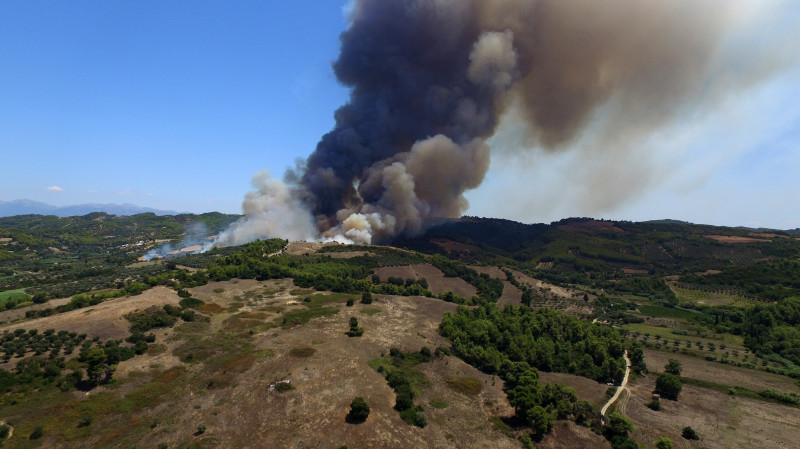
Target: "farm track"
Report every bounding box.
[601,351,631,420]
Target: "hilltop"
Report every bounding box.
[0,214,798,448]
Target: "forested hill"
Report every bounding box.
[400,216,800,275]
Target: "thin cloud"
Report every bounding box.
[46,186,64,192]
[117,189,133,196]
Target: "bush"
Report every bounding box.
[412,410,427,428]
[646,398,661,411]
[30,425,44,439]
[347,397,370,423]
[520,434,535,449]
[654,436,673,449]
[681,426,699,440]
[361,292,373,304]
[78,415,93,427]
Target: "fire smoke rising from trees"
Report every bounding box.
[212,0,795,247]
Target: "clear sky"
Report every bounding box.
[2,1,799,229]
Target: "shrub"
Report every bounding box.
[361,292,373,304]
[654,436,673,449]
[78,415,93,427]
[646,398,661,411]
[681,426,699,440]
[412,410,427,428]
[30,425,44,439]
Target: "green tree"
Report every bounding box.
[655,373,682,400]
[84,347,109,385]
[529,405,553,437]
[664,359,682,376]
[347,397,370,423]
[655,436,673,449]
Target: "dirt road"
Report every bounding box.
[601,350,631,420]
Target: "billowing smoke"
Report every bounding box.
[209,0,795,247]
[143,222,210,261]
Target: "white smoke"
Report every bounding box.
[210,170,319,248]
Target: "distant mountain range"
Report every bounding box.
[0,199,180,217]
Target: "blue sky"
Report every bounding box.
[2,1,799,229]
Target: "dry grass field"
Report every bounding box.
[2,274,798,449]
[624,375,800,449]
[644,349,800,393]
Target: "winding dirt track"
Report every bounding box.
[601,351,631,420]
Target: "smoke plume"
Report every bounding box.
[211,0,794,247]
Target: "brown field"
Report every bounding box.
[509,269,575,300]
[470,265,506,279]
[538,421,612,449]
[0,286,181,341]
[430,238,481,254]
[703,235,769,244]
[625,374,800,449]
[644,349,800,393]
[497,281,523,307]
[622,268,649,275]
[374,264,477,298]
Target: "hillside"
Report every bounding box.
[0,215,799,448]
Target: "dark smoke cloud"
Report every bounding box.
[211,0,795,247]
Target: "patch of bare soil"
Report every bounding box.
[622,268,649,275]
[497,281,522,307]
[539,372,610,407]
[626,375,800,449]
[374,264,477,298]
[537,421,612,449]
[644,349,800,393]
[703,235,769,244]
[0,286,181,341]
[509,269,574,300]
[694,269,723,276]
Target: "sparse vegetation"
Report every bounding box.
[1,214,799,448]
